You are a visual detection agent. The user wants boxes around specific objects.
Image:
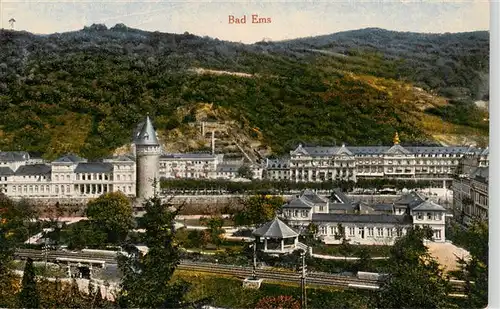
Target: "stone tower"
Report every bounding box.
[134,115,161,201]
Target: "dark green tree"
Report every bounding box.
[86,192,134,244]
[372,226,453,309]
[200,216,225,248]
[1,196,37,307]
[19,258,40,309]
[456,219,488,308]
[237,165,254,180]
[233,195,284,227]
[117,196,190,308]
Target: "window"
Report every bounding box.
[330,226,335,235]
[377,227,383,237]
[396,228,403,237]
[427,213,432,220]
[435,213,442,220]
[319,206,324,212]
[387,228,393,237]
[417,212,423,220]
[348,227,355,237]
[368,227,374,237]
[320,226,327,235]
[434,230,442,240]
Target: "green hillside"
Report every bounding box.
[0,25,489,160]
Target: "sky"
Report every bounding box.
[0,0,490,43]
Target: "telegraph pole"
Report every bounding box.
[300,251,307,309]
[252,240,257,280]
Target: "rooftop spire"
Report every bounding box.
[134,115,159,146]
[393,132,400,145]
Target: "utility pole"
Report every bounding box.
[252,240,257,280]
[43,239,48,269]
[300,251,307,309]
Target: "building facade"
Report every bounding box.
[452,152,489,225]
[266,133,484,187]
[281,190,447,245]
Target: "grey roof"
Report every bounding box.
[0,151,30,162]
[348,146,391,155]
[394,191,426,209]
[134,116,159,146]
[312,213,411,224]
[0,167,14,176]
[290,144,481,157]
[252,217,299,238]
[53,154,87,163]
[104,155,135,162]
[301,189,328,204]
[472,166,489,183]
[216,164,242,172]
[480,148,489,156]
[329,203,355,211]
[283,196,314,209]
[330,188,351,204]
[74,163,113,173]
[266,158,290,168]
[161,153,216,160]
[372,204,395,212]
[15,164,51,176]
[412,200,446,212]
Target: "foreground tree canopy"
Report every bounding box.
[233,195,285,227]
[373,226,453,309]
[118,196,188,308]
[86,192,135,244]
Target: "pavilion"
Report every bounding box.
[252,217,301,254]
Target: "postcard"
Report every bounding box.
[0,0,496,308]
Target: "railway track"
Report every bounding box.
[13,249,465,292]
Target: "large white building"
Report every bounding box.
[0,153,137,200]
[266,133,485,187]
[280,189,447,245]
[452,150,489,225]
[0,116,263,201]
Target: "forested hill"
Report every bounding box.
[0,24,489,160]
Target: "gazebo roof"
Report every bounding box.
[252,217,299,239]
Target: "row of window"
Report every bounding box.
[414,212,443,221]
[318,225,405,238]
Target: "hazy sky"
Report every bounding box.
[0,0,490,43]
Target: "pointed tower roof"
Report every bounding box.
[134,115,159,146]
[252,217,299,239]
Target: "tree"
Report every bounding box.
[372,226,453,309]
[86,192,134,244]
[237,165,254,180]
[456,219,488,308]
[1,196,36,307]
[200,216,225,248]
[234,195,285,227]
[255,295,300,309]
[19,258,40,309]
[117,196,190,308]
